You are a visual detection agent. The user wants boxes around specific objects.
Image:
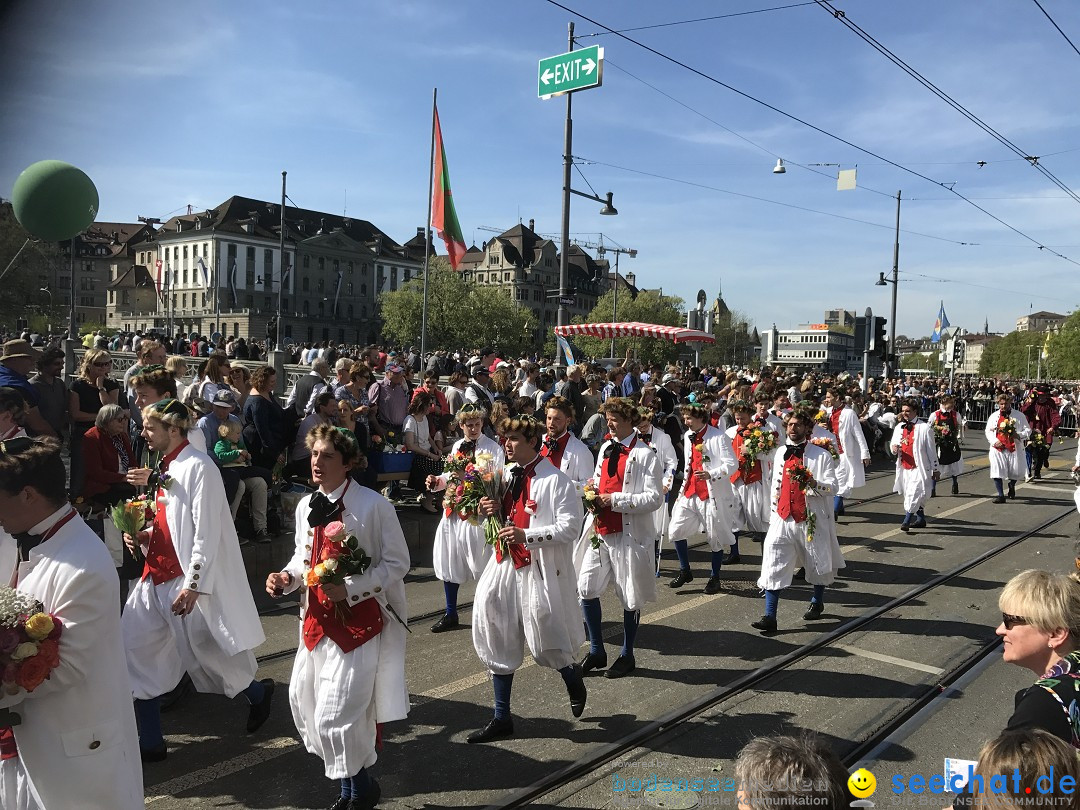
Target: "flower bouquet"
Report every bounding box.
[997,417,1017,440]
[582,479,606,549]
[786,463,818,542]
[0,586,64,726]
[305,520,373,621]
[442,453,485,522]
[380,430,407,454]
[810,436,839,461]
[473,452,506,552]
[110,496,154,561]
[739,426,777,470]
[694,442,711,465]
[1029,431,1049,450]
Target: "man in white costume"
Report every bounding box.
[667,403,737,593]
[267,424,409,810]
[468,415,587,743]
[540,395,593,495]
[890,398,938,532]
[426,403,502,632]
[122,398,271,761]
[985,391,1031,504]
[928,394,964,496]
[575,398,663,679]
[726,400,776,563]
[823,389,870,517]
[753,409,844,633]
[0,437,143,810]
[636,407,677,574]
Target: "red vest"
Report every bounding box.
[730,429,763,485]
[595,437,637,536]
[829,409,845,454]
[898,423,917,470]
[143,441,187,585]
[682,429,711,500]
[995,412,1017,453]
[776,454,808,523]
[540,432,569,469]
[497,458,540,569]
[302,488,383,653]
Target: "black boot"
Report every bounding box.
[467,716,514,744]
[669,569,694,588]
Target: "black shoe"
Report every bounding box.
[140,742,168,763]
[160,672,194,713]
[254,529,272,544]
[238,536,252,547]
[246,679,275,733]
[605,654,636,679]
[951,481,959,495]
[992,495,1006,504]
[751,615,778,634]
[431,613,459,633]
[566,664,587,717]
[703,575,722,595]
[900,521,910,533]
[328,797,351,810]
[722,553,741,565]
[579,650,608,673]
[466,716,514,744]
[912,514,927,529]
[669,569,694,588]
[803,602,824,620]
[1008,481,1016,499]
[354,779,381,810]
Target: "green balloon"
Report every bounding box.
[11,160,99,242]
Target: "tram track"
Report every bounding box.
[483,505,1077,809]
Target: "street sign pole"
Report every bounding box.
[862,306,872,389]
[556,22,574,360]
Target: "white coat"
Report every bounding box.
[668,424,738,548]
[0,511,143,810]
[928,410,965,478]
[543,431,593,495]
[640,427,678,539]
[758,443,844,591]
[890,421,938,513]
[472,457,585,674]
[726,424,773,534]
[985,409,1032,481]
[831,407,870,495]
[574,437,663,611]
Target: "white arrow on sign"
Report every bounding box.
[541,68,554,85]
[581,58,596,75]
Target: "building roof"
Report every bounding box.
[566,244,609,286]
[402,227,436,261]
[1026,311,1066,319]
[80,222,154,258]
[108,264,155,289]
[459,244,485,270]
[487,222,551,269]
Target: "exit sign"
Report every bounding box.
[538,45,603,99]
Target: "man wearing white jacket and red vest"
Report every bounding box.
[267,424,409,810]
[667,403,738,593]
[890,398,938,532]
[823,389,870,517]
[726,400,777,563]
[468,416,587,744]
[122,398,272,762]
[754,408,844,633]
[541,396,593,495]
[575,399,663,679]
[986,391,1031,504]
[0,437,143,810]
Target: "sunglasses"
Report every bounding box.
[1001,612,1029,630]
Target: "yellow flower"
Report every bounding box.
[23,613,54,641]
[313,563,326,579]
[584,489,598,501]
[11,642,38,662]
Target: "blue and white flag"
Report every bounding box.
[197,256,212,291]
[930,301,950,343]
[555,333,576,366]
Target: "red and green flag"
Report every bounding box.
[430,104,467,270]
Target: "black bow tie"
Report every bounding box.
[543,437,560,453]
[784,444,806,461]
[639,433,652,443]
[508,465,527,501]
[603,442,626,476]
[13,532,39,562]
[460,440,476,456]
[902,422,915,433]
[307,491,341,527]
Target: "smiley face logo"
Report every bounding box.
[848,768,877,799]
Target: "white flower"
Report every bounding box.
[10,642,38,661]
[323,558,338,573]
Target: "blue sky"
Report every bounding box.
[2,0,1078,340]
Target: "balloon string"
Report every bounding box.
[0,239,30,283]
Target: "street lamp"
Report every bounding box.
[874,190,902,378]
[597,244,636,357]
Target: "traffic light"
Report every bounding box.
[953,339,965,365]
[873,317,888,361]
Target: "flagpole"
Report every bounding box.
[276,170,286,352]
[421,87,437,365]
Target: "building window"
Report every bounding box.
[333,259,339,273]
[182,293,188,308]
[317,278,325,293]
[347,282,354,295]
[318,257,325,271]
[504,272,511,282]
[303,255,310,269]
[391,268,398,288]
[302,277,309,292]
[361,283,367,296]
[318,302,325,317]
[488,255,498,265]
[182,246,188,258]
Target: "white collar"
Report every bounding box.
[615,432,636,447]
[319,478,349,502]
[28,504,74,537]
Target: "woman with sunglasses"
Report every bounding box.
[68,349,121,498]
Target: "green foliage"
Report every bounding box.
[1041,310,1080,379]
[0,202,65,331]
[378,261,536,355]
[978,331,1050,377]
[570,289,686,366]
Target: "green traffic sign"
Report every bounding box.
[538,45,603,98]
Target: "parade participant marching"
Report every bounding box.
[575,398,663,679]
[636,407,677,573]
[122,398,272,762]
[266,424,409,810]
[754,409,843,633]
[1022,383,1061,481]
[890,398,938,532]
[726,400,778,563]
[928,394,963,496]
[986,392,1031,504]
[823,389,870,516]
[426,404,503,633]
[0,437,143,810]
[468,416,587,743]
[541,395,593,494]
[667,402,737,593]
[754,391,785,437]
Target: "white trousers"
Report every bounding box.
[577,531,656,612]
[432,514,490,585]
[0,758,37,810]
[123,576,257,700]
[668,493,733,552]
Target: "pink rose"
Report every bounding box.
[0,628,19,656]
[323,521,346,542]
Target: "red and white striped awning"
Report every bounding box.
[553,322,715,344]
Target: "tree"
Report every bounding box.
[1043,310,1080,380]
[568,289,686,366]
[0,202,65,332]
[979,330,1049,378]
[378,260,536,355]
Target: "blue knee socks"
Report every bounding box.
[994,478,1004,497]
[811,584,825,605]
[443,581,460,617]
[493,673,513,720]
[241,679,265,705]
[833,495,844,513]
[710,550,724,577]
[764,589,779,617]
[134,697,163,749]
[673,539,690,570]
[340,768,372,800]
[581,598,604,654]
[621,610,639,658]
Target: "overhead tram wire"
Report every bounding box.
[813,0,1080,206]
[575,2,817,37]
[541,0,1080,268]
[1030,0,1080,59]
